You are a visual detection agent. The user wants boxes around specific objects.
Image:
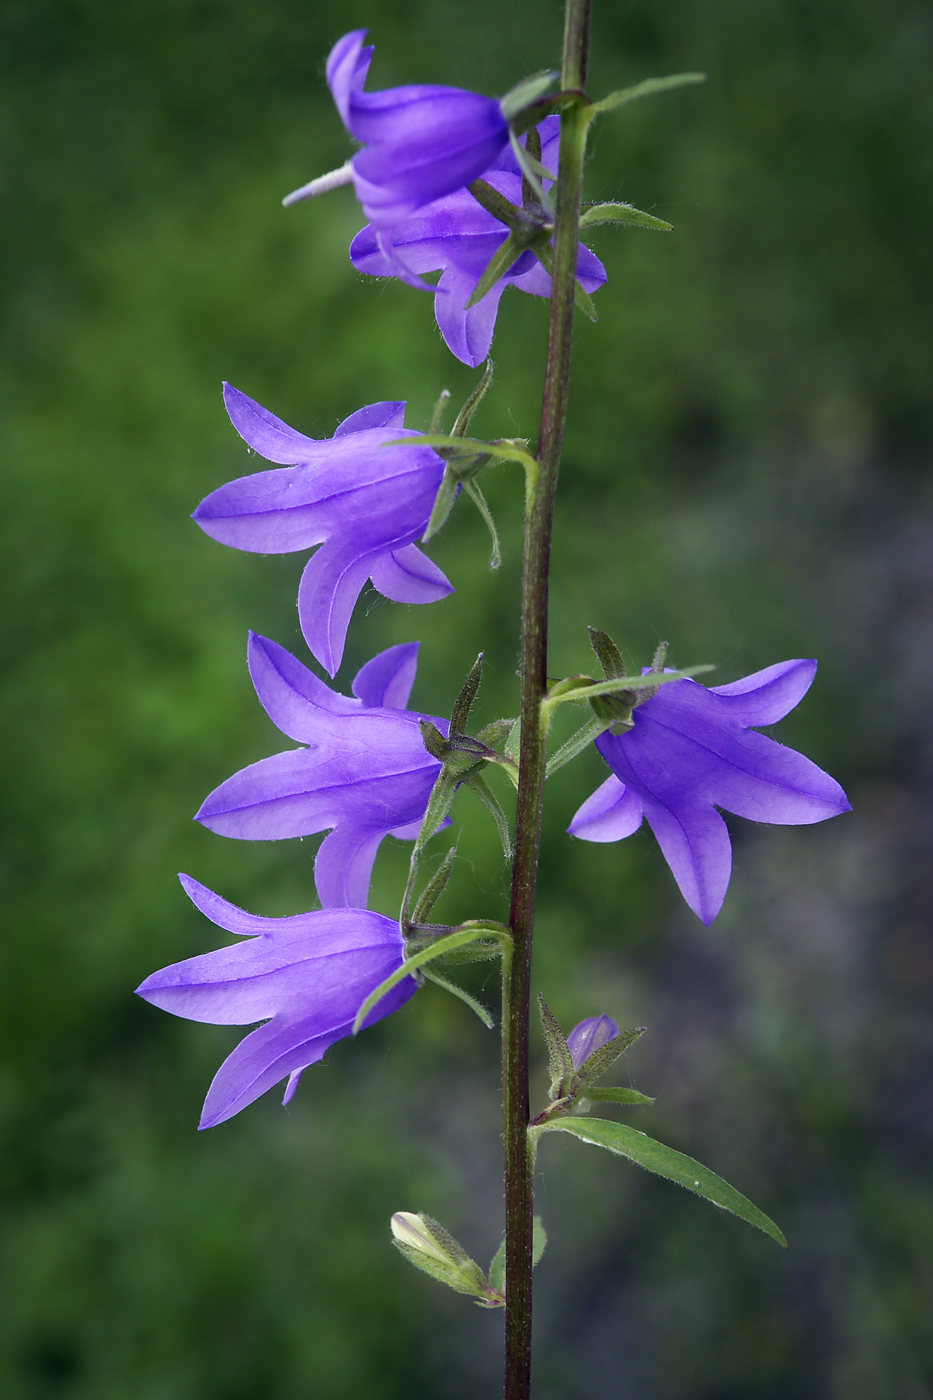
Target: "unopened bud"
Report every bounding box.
[567,1014,619,1069]
[391,1212,451,1263]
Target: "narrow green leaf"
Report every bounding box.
[464,772,512,860]
[450,654,484,735]
[537,993,574,1091]
[467,178,524,230]
[583,1085,655,1105]
[500,70,559,122]
[580,202,673,232]
[588,626,627,680]
[575,1025,645,1087]
[389,433,537,474]
[411,847,457,925]
[551,665,715,707]
[429,387,451,433]
[353,927,501,1033]
[508,129,554,212]
[475,718,513,750]
[463,479,501,568]
[533,242,597,321]
[451,360,495,437]
[545,716,609,778]
[422,470,460,543]
[591,72,706,115]
[422,969,494,1029]
[535,1117,787,1247]
[487,1216,547,1296]
[466,233,529,309]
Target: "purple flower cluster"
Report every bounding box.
[137,29,851,1128]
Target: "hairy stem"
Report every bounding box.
[502,3,592,1396]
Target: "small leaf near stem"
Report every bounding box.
[588,626,627,680]
[500,70,560,123]
[411,847,458,926]
[537,994,574,1096]
[450,653,484,735]
[395,433,538,476]
[464,771,513,860]
[452,360,495,438]
[422,969,495,1029]
[589,71,706,115]
[582,1085,654,1105]
[545,664,715,711]
[532,241,598,321]
[530,1117,787,1247]
[544,716,609,778]
[488,1217,547,1296]
[579,202,673,232]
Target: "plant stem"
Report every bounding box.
[502,3,592,1396]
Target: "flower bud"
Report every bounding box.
[390,1212,452,1264]
[567,1014,619,1069]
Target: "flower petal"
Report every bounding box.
[223,382,323,463]
[370,543,454,604]
[248,631,360,744]
[710,658,817,726]
[640,794,733,927]
[568,774,644,842]
[314,824,386,908]
[351,641,420,710]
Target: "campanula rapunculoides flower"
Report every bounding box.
[350,118,607,366]
[568,660,850,926]
[136,875,417,1128]
[195,635,446,908]
[325,29,509,285]
[193,385,451,676]
[567,1014,619,1069]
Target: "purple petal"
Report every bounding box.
[568,775,644,842]
[434,261,509,368]
[370,544,454,604]
[248,631,360,743]
[314,824,386,908]
[223,382,323,463]
[641,793,733,927]
[567,1014,620,1069]
[325,30,373,129]
[352,641,420,709]
[335,401,406,435]
[710,658,817,726]
[297,541,379,677]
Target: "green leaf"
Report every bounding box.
[487,1216,547,1295]
[464,772,512,860]
[582,1086,654,1105]
[353,925,508,1033]
[535,1117,787,1247]
[537,993,574,1092]
[463,479,501,568]
[390,433,537,474]
[467,178,524,230]
[550,665,715,707]
[422,969,494,1029]
[422,471,461,543]
[451,360,495,438]
[588,626,627,679]
[465,233,531,309]
[500,70,559,122]
[544,716,609,778]
[591,72,706,115]
[450,654,484,735]
[410,847,457,925]
[580,202,673,233]
[508,129,554,212]
[574,1025,645,1087]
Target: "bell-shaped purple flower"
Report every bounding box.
[137,875,417,1128]
[195,634,445,909]
[327,29,509,281]
[568,660,851,926]
[567,1014,619,1069]
[193,385,452,676]
[349,118,607,366]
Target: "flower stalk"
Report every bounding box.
[503,3,593,1395]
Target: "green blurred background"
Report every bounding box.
[2,0,932,1395]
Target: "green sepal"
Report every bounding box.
[467,178,525,231]
[410,846,457,925]
[396,432,537,475]
[548,664,715,708]
[429,387,451,433]
[450,654,484,735]
[582,1086,655,1105]
[532,241,598,321]
[488,1217,547,1295]
[422,471,462,543]
[537,993,574,1096]
[580,202,673,233]
[475,719,514,751]
[463,771,512,860]
[573,1024,646,1090]
[545,716,609,778]
[466,234,531,309]
[500,70,559,123]
[533,1117,787,1247]
[353,922,511,1033]
[588,626,627,681]
[590,72,706,115]
[451,359,495,438]
[422,968,494,1029]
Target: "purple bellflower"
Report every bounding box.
[193,384,452,676]
[567,1014,619,1069]
[137,874,417,1128]
[349,117,607,367]
[568,660,851,926]
[195,634,446,909]
[324,30,509,286]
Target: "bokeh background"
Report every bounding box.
[3,0,932,1395]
